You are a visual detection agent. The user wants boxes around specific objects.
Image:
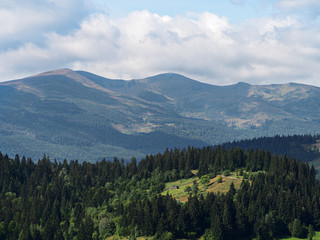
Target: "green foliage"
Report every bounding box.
[0,222,6,240]
[184,186,192,194]
[154,231,175,240]
[308,225,315,240]
[278,232,320,240]
[200,175,210,185]
[1,145,320,240]
[202,228,215,240]
[192,181,199,196]
[223,170,231,176]
[224,134,320,164]
[211,214,223,240]
[289,219,305,238]
[99,217,116,239]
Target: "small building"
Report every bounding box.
[169,185,179,190]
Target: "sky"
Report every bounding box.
[0,0,320,86]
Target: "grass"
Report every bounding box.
[106,232,320,240]
[106,237,153,240]
[161,171,244,202]
[278,231,320,240]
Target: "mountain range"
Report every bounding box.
[0,68,319,161]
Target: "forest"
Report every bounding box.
[223,134,320,162]
[1,142,320,239]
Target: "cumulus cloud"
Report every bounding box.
[0,0,91,49]
[275,0,320,19]
[0,2,320,87]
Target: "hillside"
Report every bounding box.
[1,146,319,239]
[0,68,320,161]
[223,135,320,162]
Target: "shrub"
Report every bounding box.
[223,170,230,176]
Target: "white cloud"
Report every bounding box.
[276,0,320,10]
[0,3,319,87]
[275,0,320,19]
[0,0,92,49]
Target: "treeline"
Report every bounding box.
[223,134,320,162]
[0,146,320,239]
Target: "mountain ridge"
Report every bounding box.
[3,68,318,89]
[0,68,319,161]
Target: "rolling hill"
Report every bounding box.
[0,68,319,161]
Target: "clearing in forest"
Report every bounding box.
[161,171,244,202]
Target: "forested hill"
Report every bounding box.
[223,134,320,162]
[1,146,319,239]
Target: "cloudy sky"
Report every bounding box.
[0,0,320,86]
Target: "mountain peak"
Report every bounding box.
[31,68,74,78]
[145,73,194,82]
[235,82,251,86]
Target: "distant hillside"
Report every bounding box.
[223,134,320,163]
[0,68,319,161]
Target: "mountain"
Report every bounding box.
[0,68,319,161]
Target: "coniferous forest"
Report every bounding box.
[223,134,320,162]
[1,145,320,240]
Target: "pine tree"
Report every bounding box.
[78,215,94,240]
[308,224,315,240]
[211,214,223,240]
[290,218,304,238]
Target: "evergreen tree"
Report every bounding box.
[78,215,94,240]
[308,224,315,240]
[290,218,304,238]
[211,214,223,240]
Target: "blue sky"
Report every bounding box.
[98,0,275,23]
[0,0,320,86]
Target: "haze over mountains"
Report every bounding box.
[0,68,319,161]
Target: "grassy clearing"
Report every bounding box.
[278,231,320,240]
[107,232,320,240]
[106,237,153,240]
[161,171,244,202]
